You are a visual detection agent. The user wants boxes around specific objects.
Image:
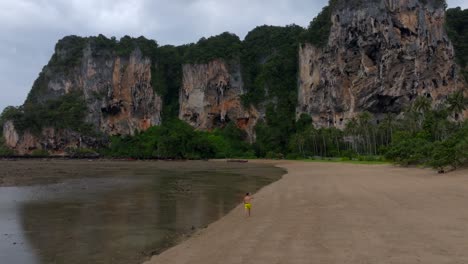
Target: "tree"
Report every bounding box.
[446,91,467,121]
[358,112,373,154]
[301,3,333,47]
[345,117,359,153]
[0,136,14,156]
[296,114,313,132]
[381,113,397,144]
[242,25,304,155]
[413,96,432,125]
[446,7,468,81]
[413,96,432,113]
[289,133,307,156]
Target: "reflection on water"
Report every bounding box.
[0,161,283,264]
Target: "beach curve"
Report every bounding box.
[144,161,468,264]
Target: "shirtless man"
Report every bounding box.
[243,193,253,217]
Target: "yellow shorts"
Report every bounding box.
[244,203,252,209]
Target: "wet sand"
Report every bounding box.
[0,159,284,187]
[0,160,284,264]
[145,161,468,264]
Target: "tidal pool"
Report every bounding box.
[0,160,284,264]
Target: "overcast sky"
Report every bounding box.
[1,0,467,113]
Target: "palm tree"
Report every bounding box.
[413,96,432,113]
[345,117,359,153]
[447,91,467,121]
[358,112,373,155]
[304,126,318,156]
[402,107,421,134]
[413,96,432,127]
[431,105,450,141]
[290,133,305,157]
[382,113,396,144]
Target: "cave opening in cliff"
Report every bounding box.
[365,45,380,64]
[370,95,401,113]
[190,113,199,123]
[213,115,230,128]
[101,104,121,116]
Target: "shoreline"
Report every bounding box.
[0,159,284,264]
[144,160,468,264]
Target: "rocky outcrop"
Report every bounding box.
[3,1,468,155]
[3,37,162,154]
[90,50,162,135]
[46,44,162,136]
[298,0,466,128]
[179,59,259,141]
[3,121,19,149]
[2,121,102,155]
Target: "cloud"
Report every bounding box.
[0,0,466,113]
[448,0,468,9]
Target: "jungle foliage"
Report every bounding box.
[0,136,14,156]
[286,92,468,170]
[182,32,242,64]
[240,25,304,155]
[2,1,467,172]
[154,45,186,120]
[102,119,253,159]
[1,92,95,136]
[446,7,468,80]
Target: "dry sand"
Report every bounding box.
[144,161,468,264]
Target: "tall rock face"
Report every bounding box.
[179,59,259,141]
[3,37,162,154]
[298,0,466,128]
[94,51,161,135]
[39,42,162,135]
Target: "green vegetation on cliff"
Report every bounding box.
[26,36,87,105]
[50,36,88,71]
[182,32,242,64]
[154,45,185,120]
[0,137,14,156]
[2,92,95,136]
[25,35,160,105]
[241,25,304,106]
[446,7,468,80]
[300,3,333,47]
[241,25,304,156]
[90,34,159,58]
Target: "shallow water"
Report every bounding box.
[0,160,283,264]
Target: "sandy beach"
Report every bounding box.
[144,161,468,264]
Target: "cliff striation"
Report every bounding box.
[2,0,467,155]
[2,36,162,154]
[298,0,466,127]
[2,120,102,155]
[179,59,259,141]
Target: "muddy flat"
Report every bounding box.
[0,160,284,264]
[145,161,468,264]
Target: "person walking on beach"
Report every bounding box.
[244,193,253,217]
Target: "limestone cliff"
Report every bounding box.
[41,40,161,135]
[3,36,162,154]
[3,0,468,155]
[179,59,259,141]
[3,120,102,155]
[298,0,467,128]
